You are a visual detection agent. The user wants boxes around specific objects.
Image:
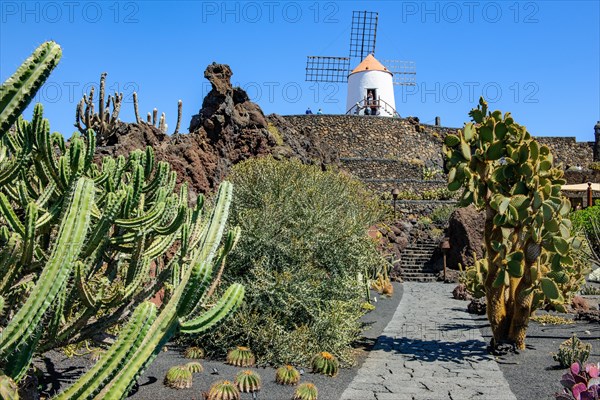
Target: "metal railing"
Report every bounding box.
[346,98,400,118]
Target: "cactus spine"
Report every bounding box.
[443,97,580,349]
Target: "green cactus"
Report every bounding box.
[553,334,592,368]
[0,373,19,400]
[206,380,240,400]
[293,383,318,400]
[185,361,204,374]
[183,346,205,359]
[163,365,193,389]
[275,365,301,385]
[234,370,261,393]
[0,41,61,136]
[311,352,339,377]
[226,346,256,367]
[443,97,583,349]
[0,42,245,398]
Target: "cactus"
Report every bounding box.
[553,334,592,368]
[184,346,205,359]
[275,365,301,385]
[226,346,255,367]
[311,352,339,377]
[205,380,240,400]
[75,72,123,138]
[555,362,600,400]
[185,361,204,374]
[443,97,582,350]
[234,370,261,393]
[0,373,19,400]
[293,383,318,400]
[164,365,193,389]
[0,41,61,136]
[0,42,245,398]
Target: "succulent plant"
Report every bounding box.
[293,382,318,400]
[311,352,339,377]
[164,365,193,389]
[443,97,582,350]
[226,346,255,367]
[185,361,204,374]
[235,369,261,393]
[184,346,205,359]
[206,380,240,400]
[553,334,592,368]
[275,365,301,385]
[555,362,599,399]
[0,373,19,400]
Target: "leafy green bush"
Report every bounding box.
[192,157,383,366]
[430,204,457,226]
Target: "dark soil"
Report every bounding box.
[33,284,403,400]
[478,303,600,400]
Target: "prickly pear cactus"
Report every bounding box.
[443,97,584,349]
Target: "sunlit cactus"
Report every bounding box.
[293,382,318,400]
[205,380,240,400]
[186,361,204,374]
[164,365,193,389]
[275,365,301,385]
[234,369,261,393]
[311,352,339,377]
[443,97,582,350]
[184,346,205,359]
[226,346,255,367]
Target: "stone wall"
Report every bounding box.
[274,115,595,195]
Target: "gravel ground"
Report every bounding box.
[34,283,403,400]
[478,298,600,400]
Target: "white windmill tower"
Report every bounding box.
[305,11,416,117]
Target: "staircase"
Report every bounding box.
[400,239,439,282]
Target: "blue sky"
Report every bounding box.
[1,1,599,141]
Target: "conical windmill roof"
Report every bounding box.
[349,54,392,76]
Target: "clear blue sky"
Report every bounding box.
[1,1,599,141]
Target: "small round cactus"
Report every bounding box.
[164,365,193,389]
[226,346,255,367]
[235,369,261,393]
[311,351,339,377]
[186,361,204,373]
[275,364,301,385]
[206,380,240,400]
[184,346,205,359]
[293,382,318,400]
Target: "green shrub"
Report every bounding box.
[192,157,383,366]
[430,204,457,226]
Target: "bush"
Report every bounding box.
[193,157,383,366]
[430,204,457,226]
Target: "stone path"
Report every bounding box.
[340,282,518,400]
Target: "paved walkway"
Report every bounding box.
[340,282,518,400]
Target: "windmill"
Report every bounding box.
[305,11,416,117]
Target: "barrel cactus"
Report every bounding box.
[184,346,205,359]
[275,365,301,385]
[226,346,255,367]
[443,97,584,349]
[311,352,339,377]
[234,370,261,393]
[164,366,193,389]
[185,361,204,374]
[293,383,318,400]
[206,380,240,400]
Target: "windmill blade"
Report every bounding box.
[349,11,378,59]
[305,56,350,83]
[381,59,417,86]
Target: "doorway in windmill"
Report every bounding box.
[367,89,378,115]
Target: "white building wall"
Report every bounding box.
[346,70,396,117]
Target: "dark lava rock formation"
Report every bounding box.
[447,205,485,270]
[95,62,337,197]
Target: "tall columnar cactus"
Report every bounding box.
[0,41,61,136]
[0,42,244,398]
[443,97,583,349]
